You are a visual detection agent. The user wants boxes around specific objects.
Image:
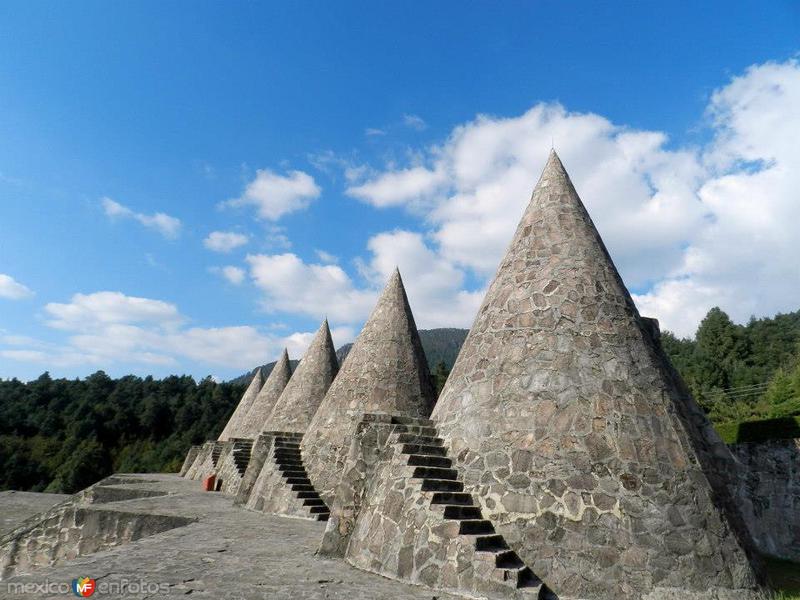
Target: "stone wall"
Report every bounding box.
[0,479,193,580]
[729,438,800,561]
[179,446,200,476]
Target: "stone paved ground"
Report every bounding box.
[0,491,69,536]
[1,474,466,600]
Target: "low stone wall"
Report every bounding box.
[0,479,194,580]
[179,446,201,476]
[729,438,800,561]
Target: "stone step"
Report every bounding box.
[303,498,326,507]
[280,470,308,479]
[431,492,474,506]
[475,535,509,552]
[459,520,495,535]
[274,452,302,460]
[495,550,524,569]
[291,484,315,492]
[278,464,306,473]
[406,454,451,468]
[395,433,443,446]
[420,479,463,492]
[442,505,483,520]
[401,444,447,457]
[390,416,434,427]
[515,567,544,590]
[411,466,458,480]
[309,506,329,514]
[392,425,439,437]
[274,440,300,448]
[316,514,330,522]
[285,477,311,485]
[275,457,303,466]
[296,491,321,500]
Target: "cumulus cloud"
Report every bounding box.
[343,58,800,337]
[0,274,33,299]
[2,290,349,372]
[403,114,428,131]
[101,197,181,239]
[219,266,246,285]
[246,253,376,323]
[222,169,320,221]
[203,231,249,253]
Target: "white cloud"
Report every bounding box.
[403,114,427,131]
[0,274,33,299]
[204,231,249,253]
[342,58,800,338]
[221,266,245,285]
[634,59,800,336]
[45,291,182,331]
[2,290,354,372]
[246,253,376,323]
[101,197,181,239]
[365,128,386,136]
[315,249,338,264]
[222,169,321,221]
[347,165,447,208]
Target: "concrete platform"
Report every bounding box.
[0,473,466,599]
[0,491,69,536]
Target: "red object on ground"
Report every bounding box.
[202,474,216,491]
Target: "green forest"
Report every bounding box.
[1,306,799,495]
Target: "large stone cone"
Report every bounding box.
[301,269,436,504]
[218,368,264,441]
[263,320,339,434]
[237,349,293,438]
[431,151,764,600]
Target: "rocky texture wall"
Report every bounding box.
[218,368,264,441]
[430,152,762,600]
[237,351,292,439]
[321,414,554,599]
[729,438,800,561]
[302,270,436,506]
[233,433,274,506]
[0,478,193,580]
[264,320,339,434]
[179,446,201,476]
[216,439,254,496]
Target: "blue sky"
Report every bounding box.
[1,2,799,381]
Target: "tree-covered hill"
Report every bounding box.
[1,307,799,494]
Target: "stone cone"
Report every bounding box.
[237,349,293,438]
[218,368,264,441]
[263,320,339,434]
[431,150,763,599]
[301,269,436,504]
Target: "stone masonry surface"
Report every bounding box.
[430,151,763,600]
[238,350,293,439]
[264,319,339,434]
[301,269,436,505]
[218,368,264,441]
[1,473,468,600]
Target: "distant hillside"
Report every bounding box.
[230,328,469,386]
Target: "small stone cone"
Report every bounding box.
[431,151,763,599]
[263,320,339,434]
[218,368,264,441]
[301,269,436,503]
[237,349,293,438]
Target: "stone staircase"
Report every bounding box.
[390,416,557,598]
[211,443,224,467]
[272,433,330,521]
[230,439,254,475]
